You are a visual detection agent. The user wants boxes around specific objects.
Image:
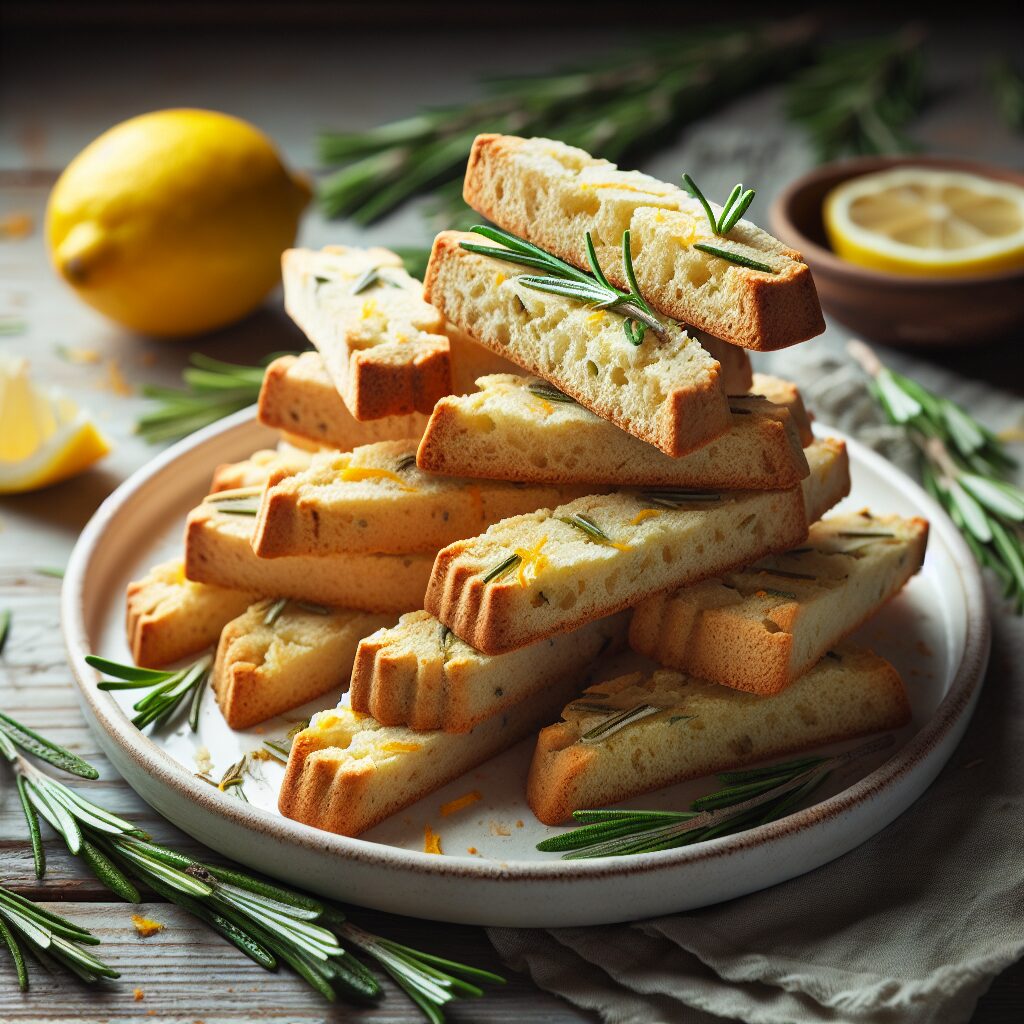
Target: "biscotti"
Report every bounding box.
[424,231,732,457]
[211,445,314,493]
[527,643,911,824]
[279,666,587,837]
[283,245,451,420]
[258,353,431,450]
[753,373,813,447]
[417,374,808,490]
[462,134,824,351]
[803,438,850,524]
[213,599,394,729]
[350,610,629,732]
[252,439,593,557]
[126,559,258,668]
[629,512,929,694]
[184,499,432,611]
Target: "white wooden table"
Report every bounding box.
[1,21,1022,1023]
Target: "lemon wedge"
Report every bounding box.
[0,358,110,494]
[824,167,1024,277]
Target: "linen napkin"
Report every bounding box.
[487,357,1024,1024]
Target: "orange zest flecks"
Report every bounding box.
[608,540,632,552]
[631,509,662,525]
[514,536,549,588]
[360,299,378,319]
[424,824,443,855]
[530,397,555,417]
[440,790,482,817]
[381,741,421,753]
[131,914,164,938]
[494,271,507,286]
[587,311,607,324]
[339,466,417,491]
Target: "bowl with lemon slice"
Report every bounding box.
[771,156,1024,347]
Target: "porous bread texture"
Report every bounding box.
[211,446,314,493]
[252,438,594,557]
[527,642,911,824]
[802,438,850,523]
[184,503,432,612]
[424,231,732,457]
[426,439,847,655]
[752,373,813,447]
[350,610,629,732]
[283,245,451,420]
[125,559,257,668]
[212,599,394,729]
[279,666,587,837]
[463,134,825,351]
[417,374,809,490]
[629,512,929,694]
[258,353,431,450]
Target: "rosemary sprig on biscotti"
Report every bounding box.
[537,736,893,858]
[1,709,503,1016]
[85,654,212,732]
[850,340,1024,613]
[460,225,664,346]
[681,173,757,236]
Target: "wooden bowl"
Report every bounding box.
[769,155,1024,348]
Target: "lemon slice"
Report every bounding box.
[824,167,1024,277]
[0,357,111,493]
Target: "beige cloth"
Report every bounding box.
[488,360,1024,1023]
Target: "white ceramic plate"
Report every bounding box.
[62,409,990,927]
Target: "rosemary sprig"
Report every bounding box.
[693,243,775,274]
[263,719,310,763]
[527,381,576,405]
[481,552,522,584]
[206,487,263,516]
[460,225,664,345]
[681,173,756,236]
[580,704,661,744]
[0,609,10,654]
[0,882,118,989]
[637,489,722,510]
[538,736,893,858]
[1,710,502,1017]
[850,340,1024,613]
[786,30,925,160]
[86,654,212,732]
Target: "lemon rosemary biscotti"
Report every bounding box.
[629,512,929,695]
[283,245,452,420]
[210,445,314,494]
[417,374,809,490]
[184,498,432,611]
[462,134,824,351]
[424,232,732,458]
[752,373,813,447]
[252,439,592,558]
[527,643,911,824]
[212,599,394,729]
[279,666,587,837]
[126,559,258,668]
[802,438,850,523]
[349,610,629,732]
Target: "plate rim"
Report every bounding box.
[62,405,991,883]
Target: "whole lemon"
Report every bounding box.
[46,109,311,337]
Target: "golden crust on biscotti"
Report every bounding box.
[752,373,814,447]
[212,599,394,729]
[463,134,825,352]
[628,512,929,695]
[184,503,432,612]
[527,643,911,824]
[283,246,452,420]
[257,353,431,450]
[210,446,314,494]
[416,374,808,490]
[423,231,732,458]
[802,438,850,524]
[349,609,629,732]
[125,559,257,668]
[251,438,594,558]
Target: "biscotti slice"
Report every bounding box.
[700,333,752,395]
[417,374,808,490]
[184,499,432,611]
[527,642,910,824]
[803,438,850,523]
[211,445,314,493]
[213,599,394,729]
[279,666,587,837]
[252,439,592,557]
[424,231,732,457]
[284,245,451,420]
[126,560,258,668]
[350,610,629,732]
[258,353,431,450]
[752,373,814,447]
[629,512,929,695]
[463,134,824,351]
